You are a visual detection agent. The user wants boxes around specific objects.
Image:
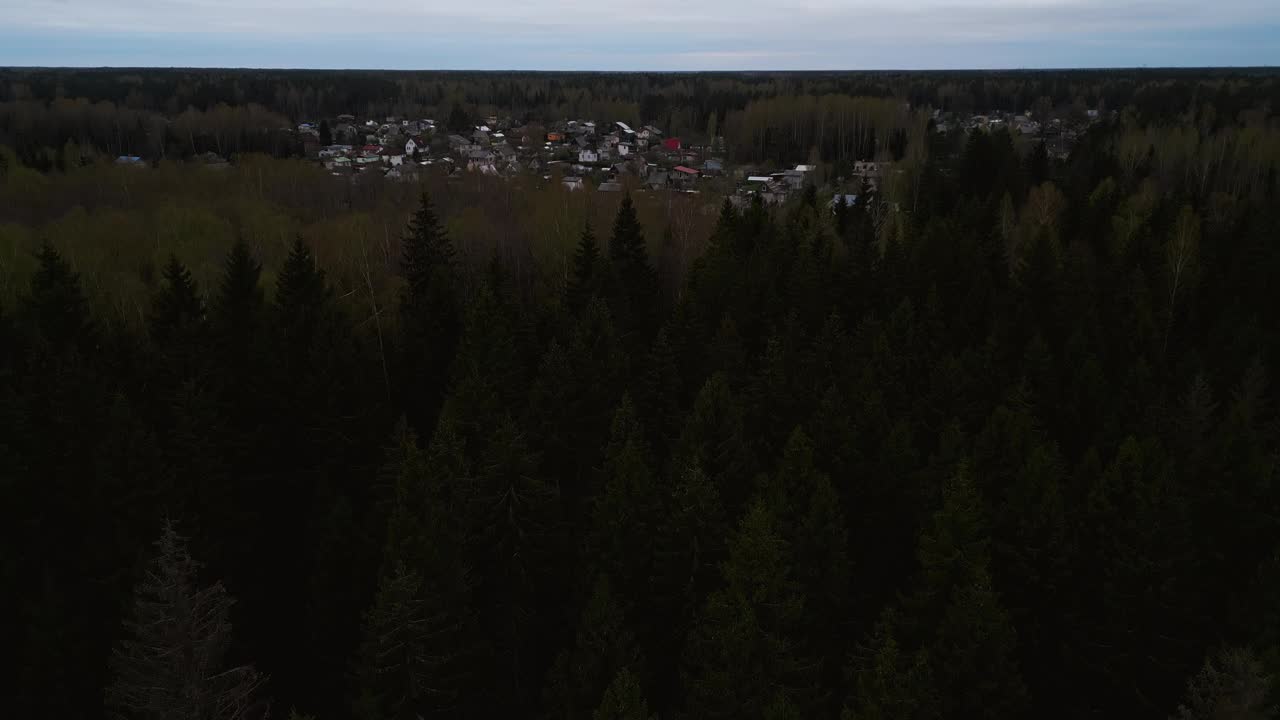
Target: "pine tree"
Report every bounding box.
[319,119,332,146]
[681,499,810,720]
[275,236,330,374]
[606,193,658,348]
[150,255,206,349]
[906,467,1028,719]
[354,563,464,720]
[637,323,684,453]
[843,610,938,720]
[22,242,93,352]
[567,222,603,315]
[546,574,645,720]
[593,668,654,720]
[673,372,755,514]
[589,396,661,598]
[107,521,265,720]
[1173,647,1275,720]
[399,193,461,435]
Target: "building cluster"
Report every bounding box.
[294,112,740,191]
[288,104,1106,195]
[934,106,1105,160]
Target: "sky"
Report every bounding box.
[2,0,1278,70]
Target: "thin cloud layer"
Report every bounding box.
[4,0,1278,67]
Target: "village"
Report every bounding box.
[282,104,1102,207]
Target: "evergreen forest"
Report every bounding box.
[3,69,1280,720]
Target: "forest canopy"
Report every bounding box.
[3,68,1280,720]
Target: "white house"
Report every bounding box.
[617,144,631,157]
[404,138,418,156]
[578,149,599,163]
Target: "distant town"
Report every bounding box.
[115,105,1106,211]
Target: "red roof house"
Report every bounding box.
[662,137,682,151]
[673,165,699,175]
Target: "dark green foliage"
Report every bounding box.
[681,499,813,720]
[5,78,1280,720]
[567,222,603,315]
[150,255,206,348]
[546,574,645,720]
[399,193,461,435]
[593,669,653,720]
[23,242,93,351]
[606,193,659,348]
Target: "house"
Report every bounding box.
[386,155,405,167]
[115,155,145,166]
[662,137,682,151]
[673,165,699,177]
[598,181,624,192]
[615,121,635,135]
[562,177,585,191]
[746,175,773,184]
[702,158,724,174]
[617,144,632,157]
[404,137,418,156]
[782,169,807,189]
[578,149,599,163]
[647,170,669,190]
[361,144,383,157]
[761,184,789,205]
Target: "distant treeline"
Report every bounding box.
[3,68,1279,164]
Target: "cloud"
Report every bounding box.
[3,0,1277,68]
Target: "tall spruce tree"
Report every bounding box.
[567,222,603,315]
[681,499,812,720]
[593,669,655,720]
[399,193,461,435]
[607,193,658,348]
[107,521,265,720]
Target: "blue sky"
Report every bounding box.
[3,0,1277,69]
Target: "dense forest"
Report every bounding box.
[4,67,1280,163]
[3,69,1280,720]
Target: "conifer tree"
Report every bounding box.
[354,563,460,720]
[275,236,330,374]
[1173,647,1274,720]
[546,574,645,720]
[637,324,684,452]
[107,521,265,720]
[606,193,658,347]
[589,396,661,597]
[673,372,755,513]
[150,255,206,349]
[843,610,938,720]
[593,668,654,720]
[906,467,1028,719]
[567,222,603,315]
[22,242,93,351]
[681,499,811,720]
[399,193,461,435]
